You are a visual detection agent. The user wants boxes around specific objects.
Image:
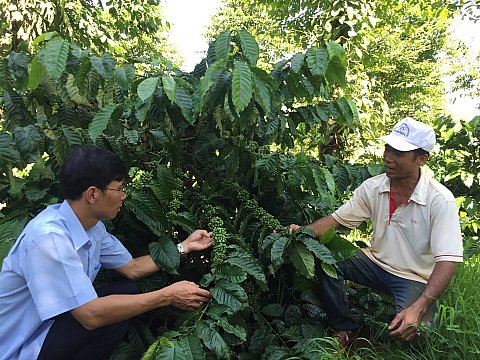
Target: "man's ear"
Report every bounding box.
[417,153,429,166]
[85,186,98,203]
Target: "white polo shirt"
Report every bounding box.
[332,168,463,283]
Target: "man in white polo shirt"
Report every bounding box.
[290,117,463,348]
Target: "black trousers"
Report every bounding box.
[37,279,140,360]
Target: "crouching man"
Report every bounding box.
[0,146,212,360]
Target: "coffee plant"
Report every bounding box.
[0,30,385,358]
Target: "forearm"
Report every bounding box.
[410,261,456,315]
[71,288,170,330]
[306,215,340,238]
[115,255,160,280]
[71,280,211,330]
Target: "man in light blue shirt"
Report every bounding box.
[0,147,213,360]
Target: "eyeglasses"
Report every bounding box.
[103,186,128,193]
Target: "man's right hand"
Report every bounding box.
[163,281,212,310]
[288,224,300,233]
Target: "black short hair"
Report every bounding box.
[413,148,429,158]
[59,146,128,200]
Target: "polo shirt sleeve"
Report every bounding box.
[430,196,464,263]
[96,223,132,269]
[332,181,373,229]
[23,232,98,321]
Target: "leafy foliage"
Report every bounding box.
[206,0,465,161]
[0,0,176,63]
[0,31,386,358]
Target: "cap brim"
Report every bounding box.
[378,134,419,152]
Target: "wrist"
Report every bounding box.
[177,242,187,255]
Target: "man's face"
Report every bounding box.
[383,144,424,180]
[95,180,127,220]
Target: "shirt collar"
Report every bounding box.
[58,200,90,250]
[379,167,428,206]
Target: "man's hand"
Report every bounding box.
[163,281,212,310]
[388,261,456,341]
[388,305,424,341]
[181,229,212,254]
[288,224,300,233]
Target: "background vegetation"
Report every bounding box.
[0,0,479,359]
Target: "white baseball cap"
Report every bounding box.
[378,117,436,152]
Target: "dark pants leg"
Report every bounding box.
[318,250,434,331]
[38,279,140,360]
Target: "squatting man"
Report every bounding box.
[290,117,463,347]
[0,146,213,360]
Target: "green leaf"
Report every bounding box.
[171,212,197,234]
[196,62,224,114]
[214,264,248,283]
[320,227,335,244]
[238,30,259,65]
[305,47,328,77]
[28,56,46,90]
[14,125,41,162]
[61,126,84,148]
[90,53,115,79]
[335,97,358,125]
[232,61,253,114]
[326,41,347,87]
[31,32,58,49]
[210,278,248,312]
[88,104,123,143]
[271,236,290,269]
[137,77,159,102]
[124,190,165,234]
[321,167,336,194]
[252,72,272,117]
[175,85,194,125]
[162,75,176,102]
[291,52,305,73]
[141,339,160,360]
[0,218,26,267]
[209,313,247,342]
[154,337,175,360]
[148,236,179,274]
[321,262,337,279]
[288,242,315,279]
[263,345,289,359]
[123,129,139,144]
[0,132,20,164]
[327,234,357,261]
[149,166,176,203]
[300,237,336,265]
[261,303,284,317]
[115,64,135,90]
[196,320,231,360]
[128,319,155,355]
[175,334,205,360]
[255,153,277,172]
[215,31,231,63]
[227,246,267,286]
[44,37,69,80]
[24,185,48,202]
[110,341,138,360]
[66,74,92,108]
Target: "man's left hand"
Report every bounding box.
[181,229,213,254]
[388,305,424,341]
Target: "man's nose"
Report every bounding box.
[383,151,392,162]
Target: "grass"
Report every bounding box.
[340,253,480,359]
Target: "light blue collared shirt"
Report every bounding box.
[0,200,132,360]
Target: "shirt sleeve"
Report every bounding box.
[96,224,132,269]
[430,196,464,263]
[23,232,98,321]
[332,181,373,229]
